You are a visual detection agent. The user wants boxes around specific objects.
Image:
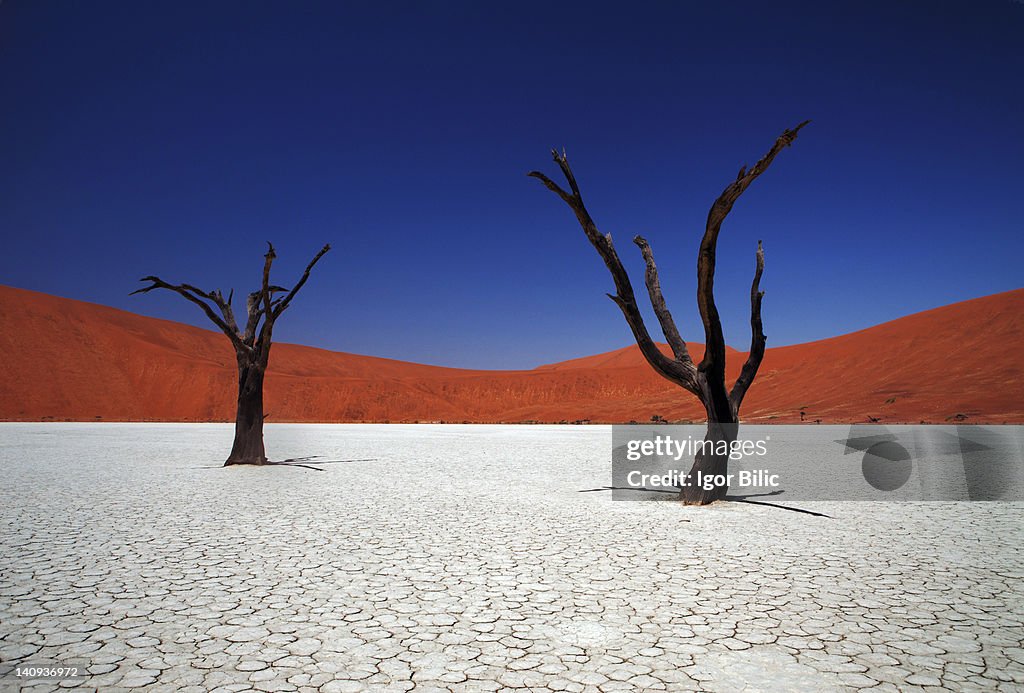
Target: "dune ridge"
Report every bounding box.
[0,285,1021,424]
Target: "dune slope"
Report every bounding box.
[0,285,1020,423]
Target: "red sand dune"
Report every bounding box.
[0,285,1021,424]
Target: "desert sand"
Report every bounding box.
[0,285,1021,424]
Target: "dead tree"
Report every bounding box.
[530,122,808,504]
[131,243,330,466]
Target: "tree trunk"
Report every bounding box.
[680,405,738,505]
[225,355,267,466]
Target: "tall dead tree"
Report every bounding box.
[530,122,808,504]
[132,243,330,466]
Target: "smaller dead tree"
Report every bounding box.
[530,123,807,504]
[132,243,330,466]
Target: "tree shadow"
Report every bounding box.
[725,493,833,518]
[194,457,378,471]
[579,486,833,518]
[578,485,678,494]
[726,489,787,500]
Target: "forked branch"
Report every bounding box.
[133,243,331,358]
[131,277,246,351]
[529,151,700,396]
[209,289,239,334]
[530,122,807,417]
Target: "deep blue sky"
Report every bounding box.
[2,1,1021,369]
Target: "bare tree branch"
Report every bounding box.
[633,235,696,369]
[527,170,576,207]
[529,151,700,396]
[209,289,239,334]
[256,243,278,354]
[243,291,263,345]
[730,240,766,410]
[696,120,809,381]
[261,242,276,312]
[131,277,245,350]
[272,244,332,320]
